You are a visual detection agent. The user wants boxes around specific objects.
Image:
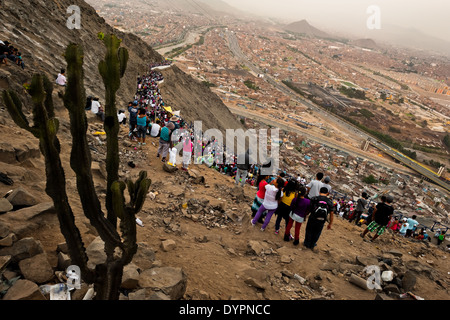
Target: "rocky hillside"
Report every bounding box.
[0,0,243,133]
[1,122,450,301]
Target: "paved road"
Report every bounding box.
[226,30,450,192]
[227,105,414,174]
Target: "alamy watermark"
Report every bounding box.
[364,265,382,290]
[67,5,81,30]
[367,5,381,30]
[66,265,81,289]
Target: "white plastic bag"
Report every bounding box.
[168,148,177,166]
[39,283,71,300]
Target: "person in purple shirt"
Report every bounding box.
[284,185,311,246]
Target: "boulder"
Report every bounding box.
[14,143,41,163]
[161,239,176,252]
[384,283,401,294]
[401,271,417,291]
[0,224,10,238]
[85,236,106,270]
[0,202,56,237]
[355,256,379,267]
[242,268,269,290]
[247,240,269,255]
[188,169,205,184]
[18,253,54,284]
[388,249,403,257]
[138,267,187,300]
[131,242,156,270]
[0,237,44,263]
[128,288,147,300]
[163,163,178,173]
[0,233,17,247]
[0,255,12,273]
[0,142,17,164]
[0,198,13,213]
[2,279,46,300]
[6,187,38,208]
[57,252,72,270]
[121,263,140,290]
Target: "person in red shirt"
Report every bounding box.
[251,175,269,223]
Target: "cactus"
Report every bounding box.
[112,171,151,264]
[2,76,95,284]
[98,33,129,228]
[2,36,151,300]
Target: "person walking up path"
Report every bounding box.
[304,187,334,250]
[284,185,310,246]
[360,195,394,242]
[251,178,284,231]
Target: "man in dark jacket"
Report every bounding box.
[304,187,334,250]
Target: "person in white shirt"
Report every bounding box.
[306,172,324,199]
[90,98,104,121]
[251,177,284,231]
[150,119,161,137]
[91,98,100,114]
[56,69,67,86]
[117,110,126,125]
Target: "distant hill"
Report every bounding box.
[368,24,450,57]
[196,0,251,17]
[350,38,379,50]
[284,19,330,38]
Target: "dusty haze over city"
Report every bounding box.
[223,0,450,43]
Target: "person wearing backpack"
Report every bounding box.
[303,187,334,250]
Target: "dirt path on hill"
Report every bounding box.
[2,110,447,301]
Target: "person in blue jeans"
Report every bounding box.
[136,108,148,146]
[251,178,284,231]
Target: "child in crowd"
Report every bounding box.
[251,177,284,232]
[251,175,269,223]
[274,179,298,235]
[284,185,310,246]
[182,136,193,171]
[399,218,409,236]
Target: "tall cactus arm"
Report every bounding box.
[42,74,55,119]
[118,47,128,78]
[133,175,152,213]
[111,181,126,220]
[98,33,129,228]
[2,90,39,137]
[63,43,123,255]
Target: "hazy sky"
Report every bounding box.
[222,0,450,42]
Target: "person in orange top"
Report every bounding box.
[274,179,298,235]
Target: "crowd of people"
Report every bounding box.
[84,61,448,251]
[0,40,25,69]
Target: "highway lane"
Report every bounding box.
[227,105,415,175]
[225,30,450,192]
